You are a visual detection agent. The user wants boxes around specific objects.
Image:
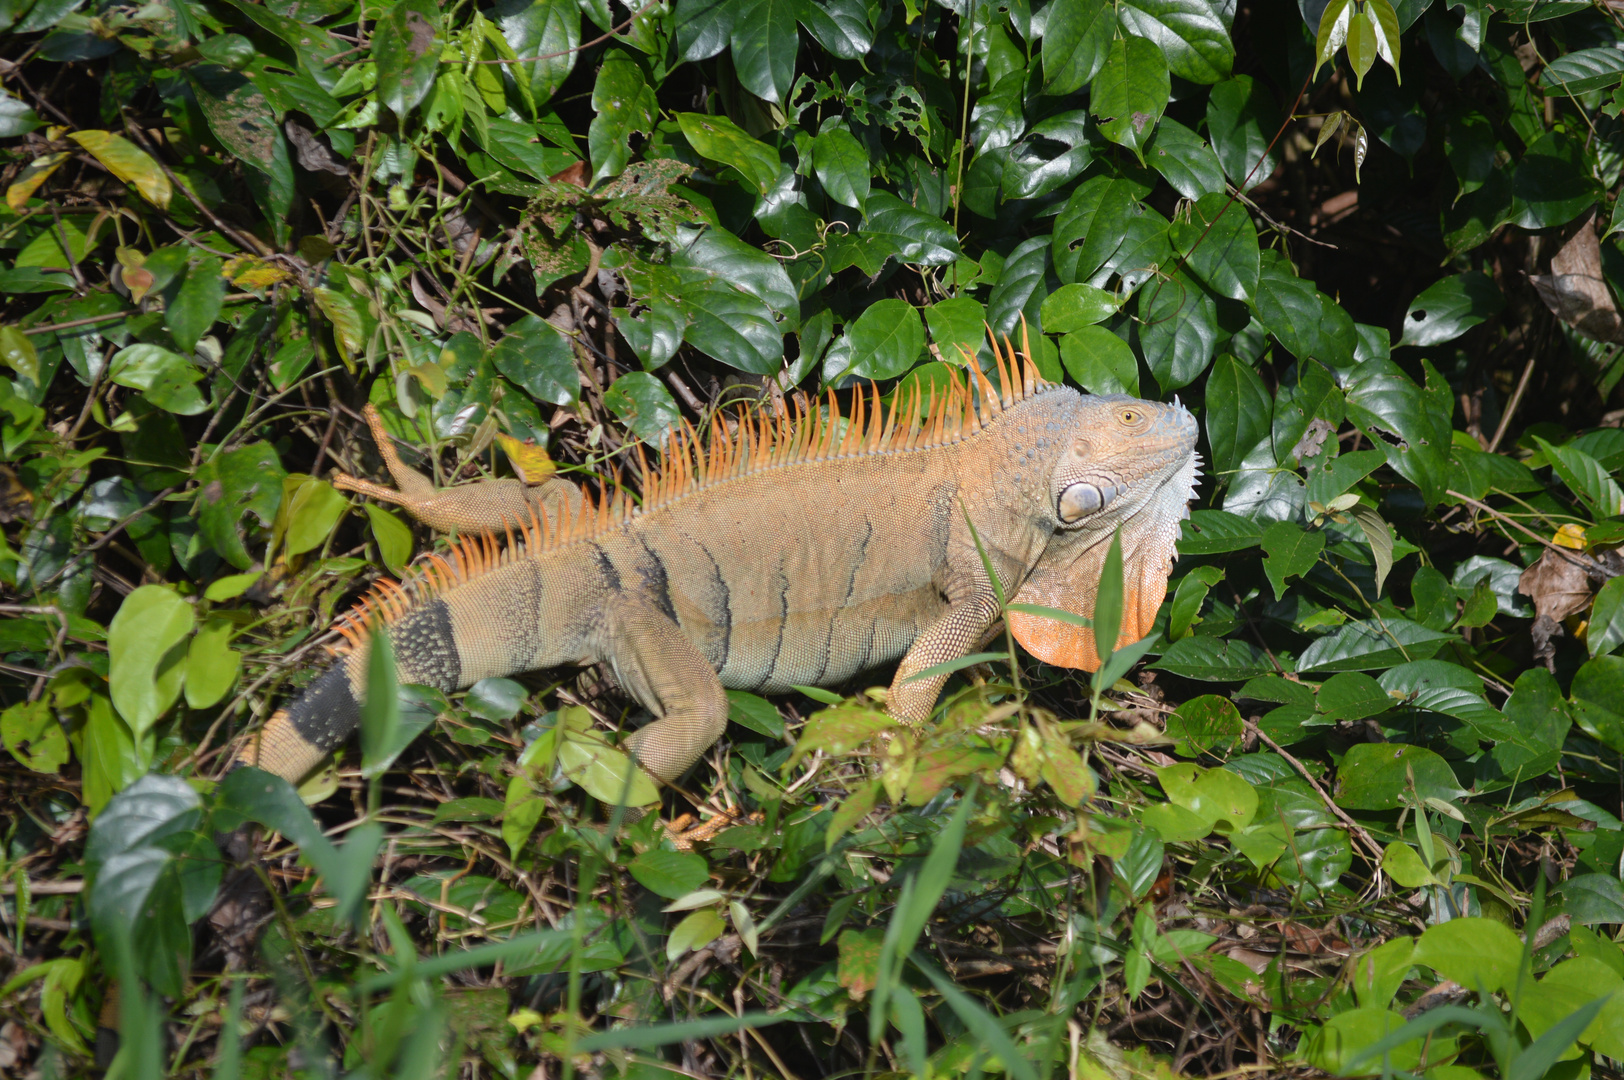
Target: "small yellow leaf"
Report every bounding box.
[404,362,447,399]
[67,131,172,210]
[1554,523,1588,550]
[223,256,293,289]
[495,432,557,483]
[6,152,70,211]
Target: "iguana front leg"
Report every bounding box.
[887,589,1004,724]
[332,404,583,534]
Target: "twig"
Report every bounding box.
[1445,490,1615,577]
[0,879,83,895]
[119,115,275,257]
[1245,720,1386,865]
[1486,356,1535,454]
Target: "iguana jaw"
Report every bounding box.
[1008,394,1201,671]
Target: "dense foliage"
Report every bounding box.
[3,0,1624,1072]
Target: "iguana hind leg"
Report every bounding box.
[332,404,582,534]
[605,597,731,787]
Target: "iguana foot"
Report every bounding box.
[664,807,761,850]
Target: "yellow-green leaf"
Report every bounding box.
[184,619,241,709]
[67,130,172,210]
[6,151,69,211]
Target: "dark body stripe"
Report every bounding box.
[287,665,363,752]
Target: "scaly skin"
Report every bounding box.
[240,363,1200,797]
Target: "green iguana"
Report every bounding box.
[235,338,1201,796]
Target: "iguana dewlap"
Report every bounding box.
[239,346,1200,796]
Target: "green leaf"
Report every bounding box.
[1157,762,1257,832]
[363,503,413,575]
[1588,576,1624,658]
[1334,742,1465,810]
[1398,271,1501,347]
[1347,504,1395,597]
[1411,917,1523,993]
[673,228,799,323]
[1314,0,1354,76]
[281,476,349,557]
[860,192,959,268]
[674,0,734,61]
[1138,270,1219,392]
[1041,0,1114,95]
[1177,508,1262,554]
[1204,354,1271,478]
[588,50,656,182]
[681,280,784,373]
[1297,617,1454,673]
[924,297,987,362]
[1144,117,1226,199]
[1342,358,1451,505]
[1168,565,1222,641]
[730,0,798,103]
[1039,283,1120,332]
[166,254,226,355]
[604,371,680,443]
[108,585,195,736]
[361,628,400,778]
[1152,635,1274,681]
[1512,132,1602,231]
[1534,436,1624,519]
[677,113,781,195]
[1164,695,1243,757]
[1117,0,1235,84]
[558,728,660,805]
[1260,521,1325,599]
[1554,874,1624,926]
[195,442,286,570]
[1091,35,1170,161]
[812,126,870,211]
[1052,176,1142,284]
[1206,76,1279,192]
[497,0,579,107]
[1541,45,1624,95]
[183,619,240,710]
[1059,327,1138,395]
[3,700,69,773]
[799,0,871,58]
[1251,256,1327,362]
[108,344,207,416]
[492,314,579,405]
[465,678,527,720]
[1346,3,1378,88]
[629,850,710,899]
[986,236,1055,339]
[1170,192,1260,302]
[0,87,41,138]
[726,690,784,737]
[373,0,442,118]
[1316,671,1392,721]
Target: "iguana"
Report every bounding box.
[235,338,1201,795]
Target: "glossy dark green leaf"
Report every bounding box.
[731,0,798,103]
[812,126,870,210]
[1397,271,1501,347]
[492,314,579,406]
[1206,75,1280,192]
[1060,327,1139,395]
[167,255,226,355]
[1151,636,1275,680]
[589,50,656,182]
[615,300,686,371]
[1118,0,1235,84]
[1316,671,1392,721]
[798,0,871,57]
[674,0,734,61]
[1165,695,1244,756]
[985,236,1055,339]
[1177,508,1262,553]
[861,192,959,267]
[373,0,442,118]
[1138,270,1218,392]
[674,229,798,323]
[1511,132,1602,230]
[629,849,710,899]
[924,297,986,362]
[1002,112,1095,200]
[1091,35,1170,160]
[497,0,579,107]
[1041,0,1114,94]
[1342,358,1451,505]
[1040,283,1120,332]
[823,299,923,381]
[194,442,286,570]
[681,281,784,374]
[1541,45,1624,95]
[1297,617,1455,673]
[726,689,785,737]
[1170,193,1259,302]
[1145,117,1226,199]
[1204,354,1271,478]
[1260,521,1325,599]
[1053,177,1142,285]
[677,112,781,194]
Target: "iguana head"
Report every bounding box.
[1008,392,1201,672]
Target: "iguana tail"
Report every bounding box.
[239,535,569,785]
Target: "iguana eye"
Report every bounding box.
[1120,408,1141,424]
[1058,482,1115,522]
